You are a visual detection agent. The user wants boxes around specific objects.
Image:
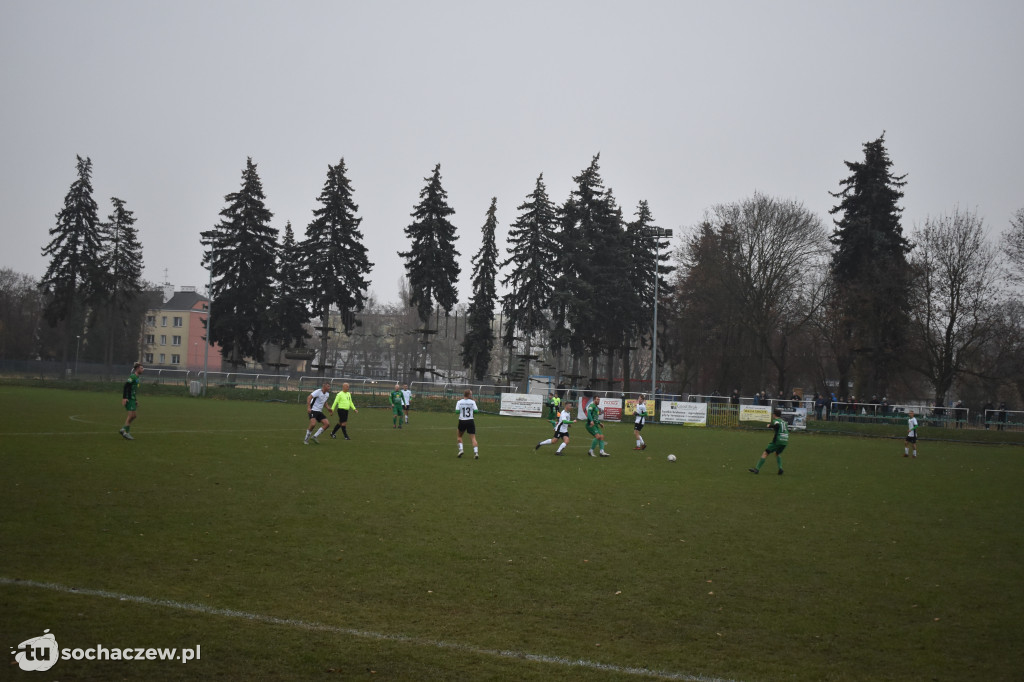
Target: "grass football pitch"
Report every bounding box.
[2,386,1023,681]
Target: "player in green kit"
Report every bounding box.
[749,407,788,475]
[390,383,404,428]
[585,396,609,457]
[119,362,144,440]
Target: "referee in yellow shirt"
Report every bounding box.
[329,382,359,440]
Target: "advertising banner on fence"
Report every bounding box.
[625,399,656,419]
[661,401,708,426]
[600,398,623,421]
[499,393,544,418]
[576,396,623,422]
[739,405,773,423]
[782,407,807,430]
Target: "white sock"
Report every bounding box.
[473,446,478,454]
[636,439,641,447]
[304,431,310,442]
[458,443,464,452]
[314,427,323,437]
[556,443,566,453]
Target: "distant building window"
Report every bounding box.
[146,316,156,326]
[161,316,167,327]
[160,335,167,345]
[159,353,166,364]
[172,335,182,346]
[171,354,181,364]
[144,353,154,363]
[173,317,183,327]
[145,334,155,345]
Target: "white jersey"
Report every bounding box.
[401,389,412,406]
[634,401,647,427]
[554,408,572,436]
[309,388,330,412]
[907,416,918,438]
[456,398,479,421]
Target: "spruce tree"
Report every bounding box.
[98,197,144,369]
[554,154,626,386]
[200,157,279,367]
[829,133,911,397]
[500,175,558,348]
[399,164,461,324]
[300,159,373,376]
[39,155,105,366]
[267,222,311,367]
[398,164,461,379]
[461,198,501,380]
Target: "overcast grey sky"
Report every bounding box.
[2,0,1022,305]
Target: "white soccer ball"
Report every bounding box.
[667,454,677,462]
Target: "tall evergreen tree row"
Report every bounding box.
[37,139,1018,405]
[38,155,146,370]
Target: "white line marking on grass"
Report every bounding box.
[69,414,99,424]
[1,576,739,682]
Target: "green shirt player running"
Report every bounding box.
[585,396,609,457]
[119,362,144,440]
[390,383,404,429]
[749,407,788,475]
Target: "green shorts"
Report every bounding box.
[586,424,603,437]
[392,404,404,416]
[765,442,786,455]
[124,400,137,412]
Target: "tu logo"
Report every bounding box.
[11,630,59,672]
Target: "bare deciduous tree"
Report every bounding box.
[908,206,1002,405]
[704,192,831,391]
[1003,207,1024,282]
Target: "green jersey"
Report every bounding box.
[390,390,404,407]
[586,401,602,425]
[770,417,789,445]
[123,372,140,402]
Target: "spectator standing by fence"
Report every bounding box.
[998,402,1007,431]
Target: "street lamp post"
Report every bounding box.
[645,227,673,401]
[75,334,81,378]
[203,269,212,396]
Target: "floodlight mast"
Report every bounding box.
[645,227,673,402]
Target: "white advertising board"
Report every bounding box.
[499,392,544,418]
[661,401,708,426]
[739,405,773,423]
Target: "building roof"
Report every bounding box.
[160,291,210,312]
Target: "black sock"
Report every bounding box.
[342,426,348,437]
[331,424,340,435]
